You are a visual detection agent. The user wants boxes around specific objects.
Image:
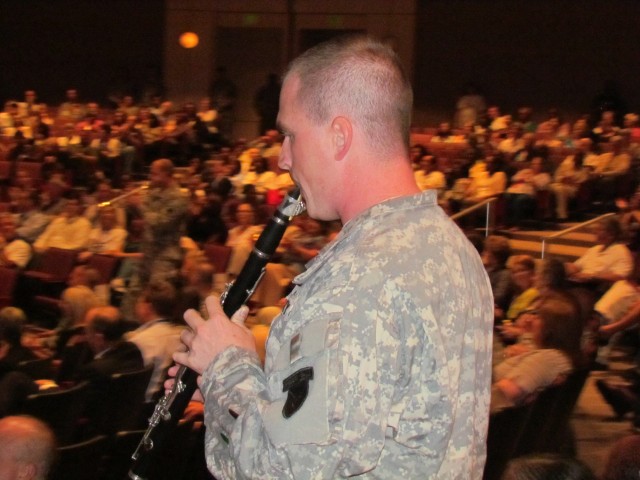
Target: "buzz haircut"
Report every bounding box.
[285,35,413,157]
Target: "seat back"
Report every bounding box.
[203,243,233,273]
[0,159,10,180]
[86,253,121,285]
[104,421,199,480]
[30,247,78,279]
[22,381,90,445]
[531,368,590,455]
[483,404,534,480]
[96,365,154,435]
[49,434,109,480]
[0,266,19,307]
[16,356,54,380]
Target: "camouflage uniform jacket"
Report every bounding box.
[201,190,494,479]
[141,185,187,258]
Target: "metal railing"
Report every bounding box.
[540,212,616,258]
[451,197,498,237]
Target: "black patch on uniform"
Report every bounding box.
[282,366,314,419]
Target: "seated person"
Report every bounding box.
[565,217,633,292]
[414,154,446,197]
[482,235,515,314]
[78,205,127,262]
[33,192,91,253]
[0,307,38,373]
[503,157,551,228]
[491,296,583,413]
[462,153,508,205]
[56,306,144,421]
[495,255,539,324]
[58,266,104,332]
[592,256,640,368]
[0,213,31,268]
[126,281,185,401]
[0,307,39,416]
[225,203,263,278]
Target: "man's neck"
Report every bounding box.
[338,156,420,224]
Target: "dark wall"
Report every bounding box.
[0,0,164,105]
[3,0,640,122]
[415,0,640,121]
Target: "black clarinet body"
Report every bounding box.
[129,188,305,480]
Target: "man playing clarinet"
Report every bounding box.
[174,35,493,479]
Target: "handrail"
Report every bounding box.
[540,212,616,259]
[451,197,498,237]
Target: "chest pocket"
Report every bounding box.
[263,314,340,446]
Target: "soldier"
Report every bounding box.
[122,159,188,319]
[173,36,494,478]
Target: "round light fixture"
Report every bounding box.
[179,32,199,49]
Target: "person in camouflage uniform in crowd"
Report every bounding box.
[122,158,188,319]
[174,36,494,479]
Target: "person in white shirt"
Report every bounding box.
[0,214,31,268]
[566,217,633,288]
[33,195,91,253]
[414,154,446,196]
[126,281,184,401]
[79,206,127,262]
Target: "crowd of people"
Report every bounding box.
[1,39,640,478]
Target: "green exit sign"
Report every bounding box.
[328,15,344,28]
[243,13,260,26]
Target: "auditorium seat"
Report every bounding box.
[94,365,154,435]
[86,253,121,284]
[49,434,109,480]
[203,243,233,273]
[21,381,90,446]
[0,266,19,308]
[16,356,54,380]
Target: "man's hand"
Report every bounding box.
[173,296,256,375]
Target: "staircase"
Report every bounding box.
[498,224,598,262]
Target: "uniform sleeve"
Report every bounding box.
[200,281,406,479]
[144,193,188,234]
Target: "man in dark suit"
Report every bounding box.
[0,307,39,416]
[58,306,143,382]
[57,305,143,431]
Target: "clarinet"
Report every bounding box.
[129,188,305,480]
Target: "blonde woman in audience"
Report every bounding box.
[495,255,539,324]
[491,296,583,413]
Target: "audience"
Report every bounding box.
[2,86,640,475]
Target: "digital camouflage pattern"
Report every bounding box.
[139,184,188,285]
[201,190,494,479]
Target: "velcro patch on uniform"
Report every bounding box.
[282,366,314,418]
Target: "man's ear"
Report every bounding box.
[331,116,352,161]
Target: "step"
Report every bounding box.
[508,238,589,262]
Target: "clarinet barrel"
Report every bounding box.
[129,188,304,480]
